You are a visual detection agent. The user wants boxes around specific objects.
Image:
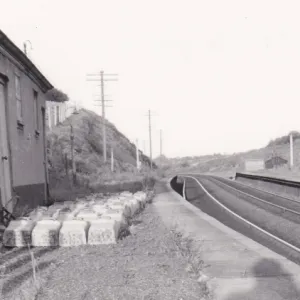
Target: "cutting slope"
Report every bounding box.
[47,109,155,187]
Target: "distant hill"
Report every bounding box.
[157,132,300,179]
[267,131,300,147]
[47,109,156,187]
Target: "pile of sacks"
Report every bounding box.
[3,191,149,247]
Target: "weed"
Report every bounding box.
[169,226,212,299]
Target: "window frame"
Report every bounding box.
[33,89,39,136]
[15,74,22,123]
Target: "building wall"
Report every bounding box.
[244,159,265,172]
[0,47,47,211]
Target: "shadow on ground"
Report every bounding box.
[224,258,300,300]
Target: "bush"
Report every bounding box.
[180,161,190,168]
[142,174,156,191]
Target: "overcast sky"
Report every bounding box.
[1,0,300,158]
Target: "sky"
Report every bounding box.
[1,0,300,158]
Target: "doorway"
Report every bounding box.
[0,75,12,212]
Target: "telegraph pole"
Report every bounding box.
[144,110,158,170]
[100,71,107,163]
[136,139,140,170]
[290,133,294,169]
[160,129,163,165]
[111,146,114,172]
[86,71,118,163]
[148,110,153,170]
[70,125,76,186]
[160,129,162,157]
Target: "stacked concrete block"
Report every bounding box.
[103,209,127,227]
[29,207,48,221]
[92,204,109,215]
[2,190,150,248]
[134,191,147,202]
[84,197,95,206]
[75,209,100,221]
[57,211,75,221]
[125,198,141,216]
[72,201,88,213]
[133,192,148,208]
[107,200,131,218]
[44,206,62,219]
[120,191,133,197]
[63,201,74,207]
[51,202,66,209]
[31,220,62,247]
[59,220,89,247]
[88,218,121,245]
[3,219,36,247]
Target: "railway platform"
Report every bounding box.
[154,179,300,300]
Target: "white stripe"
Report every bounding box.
[182,177,186,199]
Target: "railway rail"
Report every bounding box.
[179,174,300,262]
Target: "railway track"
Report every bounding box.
[180,174,300,263]
[209,176,300,216]
[216,175,300,203]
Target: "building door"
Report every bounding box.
[0,76,12,211]
[41,107,48,205]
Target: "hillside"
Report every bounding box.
[157,132,300,179]
[47,109,156,190]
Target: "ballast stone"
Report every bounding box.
[59,220,89,247]
[31,220,61,247]
[3,219,36,247]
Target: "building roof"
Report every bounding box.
[265,156,288,163]
[0,30,53,92]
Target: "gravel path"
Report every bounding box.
[1,202,204,300]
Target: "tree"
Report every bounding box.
[46,88,69,103]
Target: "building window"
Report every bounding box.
[33,90,39,132]
[15,75,22,122]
